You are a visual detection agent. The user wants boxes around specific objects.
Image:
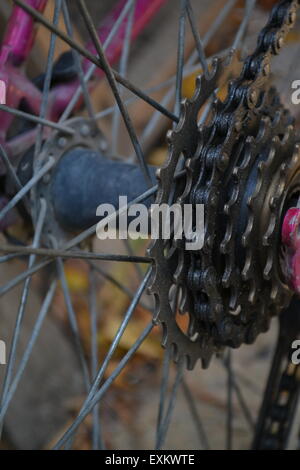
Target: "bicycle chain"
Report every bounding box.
[149,0,300,369]
[252,297,300,449]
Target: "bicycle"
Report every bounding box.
[0,0,299,450]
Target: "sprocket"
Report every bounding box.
[148,0,300,369]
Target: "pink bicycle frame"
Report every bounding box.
[0,0,168,163]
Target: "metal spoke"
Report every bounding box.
[0,244,152,264]
[197,0,237,50]
[59,0,136,122]
[76,268,151,409]
[89,260,148,309]
[123,239,145,282]
[112,0,136,155]
[156,348,171,448]
[174,0,187,118]
[185,0,209,76]
[182,378,210,450]
[76,0,153,187]
[232,376,254,431]
[13,0,178,125]
[138,0,237,150]
[0,144,31,213]
[56,256,91,389]
[156,359,185,449]
[58,267,151,448]
[54,321,153,449]
[0,157,55,223]
[0,104,74,134]
[34,0,62,171]
[221,357,254,431]
[63,167,185,252]
[89,267,104,450]
[232,0,256,51]
[0,165,187,299]
[0,280,57,422]
[63,184,158,250]
[0,253,24,263]
[62,0,95,120]
[0,167,190,298]
[59,268,151,447]
[0,144,23,194]
[0,181,157,298]
[0,199,47,433]
[0,258,52,297]
[225,349,233,450]
[95,64,202,123]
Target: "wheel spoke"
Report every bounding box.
[34,0,62,170]
[232,0,256,51]
[0,253,24,263]
[76,0,153,187]
[182,378,210,450]
[111,0,136,155]
[156,348,171,448]
[89,267,104,450]
[59,0,136,123]
[0,258,52,297]
[0,182,158,298]
[0,280,57,422]
[56,256,91,389]
[174,0,187,118]
[13,0,178,125]
[185,0,209,76]
[0,144,23,194]
[78,269,152,408]
[156,359,185,449]
[225,349,234,450]
[53,268,152,448]
[63,184,158,250]
[0,144,30,213]
[0,104,74,134]
[54,321,153,449]
[0,244,152,264]
[232,376,255,431]
[0,157,55,223]
[0,199,47,435]
[62,0,95,120]
[137,0,237,150]
[89,260,150,311]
